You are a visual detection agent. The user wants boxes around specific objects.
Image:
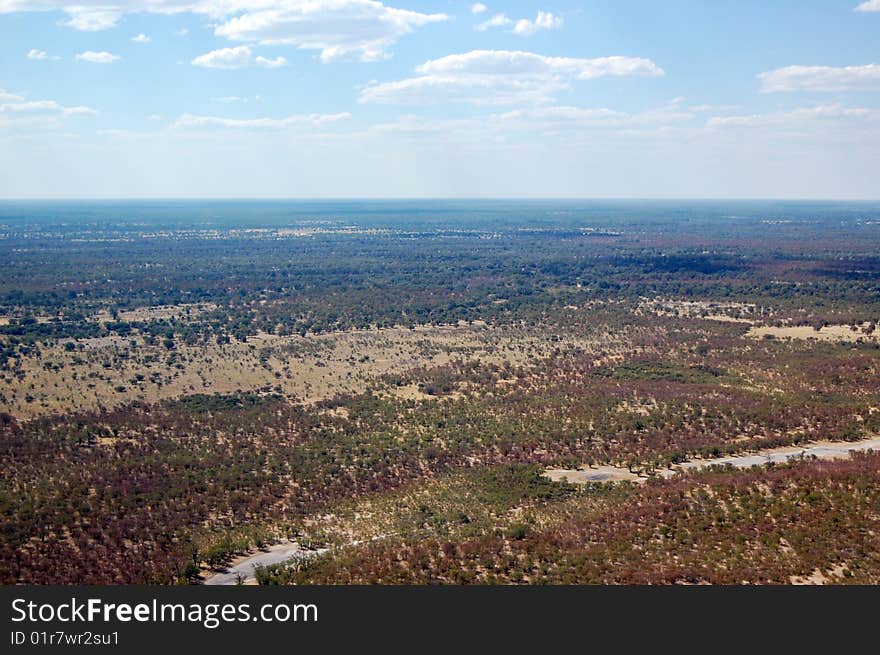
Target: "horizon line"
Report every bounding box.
[1,197,880,203]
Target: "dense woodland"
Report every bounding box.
[1,200,879,584]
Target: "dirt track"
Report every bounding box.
[546,436,880,485]
[203,541,326,586]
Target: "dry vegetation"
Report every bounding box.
[0,320,637,418]
[2,201,880,584]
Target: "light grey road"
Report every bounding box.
[203,541,326,585]
[671,436,880,475]
[548,436,880,486]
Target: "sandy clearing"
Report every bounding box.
[545,436,880,485]
[1,322,631,419]
[672,437,880,473]
[790,563,848,585]
[747,323,878,343]
[638,298,760,324]
[545,465,640,484]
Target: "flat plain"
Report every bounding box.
[2,200,879,585]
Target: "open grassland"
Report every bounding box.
[0,318,643,418]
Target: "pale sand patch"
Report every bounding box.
[545,437,880,486]
[91,302,216,324]
[790,563,848,585]
[638,298,760,324]
[670,437,880,474]
[384,383,435,401]
[77,335,134,350]
[545,466,640,484]
[747,323,878,342]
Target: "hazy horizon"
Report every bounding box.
[2,196,880,202]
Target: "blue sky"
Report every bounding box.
[1,1,879,198]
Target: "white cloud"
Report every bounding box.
[0,2,449,62]
[76,50,120,64]
[476,10,562,35]
[758,64,880,92]
[213,1,449,62]
[132,33,150,43]
[707,104,879,129]
[255,55,286,68]
[476,13,512,31]
[173,112,351,129]
[0,1,159,30]
[498,100,697,129]
[497,106,628,128]
[513,11,563,36]
[63,106,98,116]
[27,49,48,60]
[855,1,880,12]
[64,6,122,31]
[471,3,487,14]
[192,46,287,69]
[361,99,718,150]
[177,27,189,36]
[0,100,96,117]
[416,51,662,80]
[360,50,664,105]
[0,90,23,103]
[0,89,97,130]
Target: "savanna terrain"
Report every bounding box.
[1,200,879,585]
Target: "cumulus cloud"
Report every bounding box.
[63,6,122,31]
[471,3,487,14]
[359,50,664,105]
[855,1,880,12]
[513,11,563,35]
[173,112,351,129]
[192,46,287,69]
[414,51,662,79]
[213,1,449,62]
[0,1,178,30]
[0,1,448,62]
[27,49,48,60]
[76,50,120,64]
[475,13,512,31]
[131,33,150,43]
[476,10,562,35]
[758,63,880,92]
